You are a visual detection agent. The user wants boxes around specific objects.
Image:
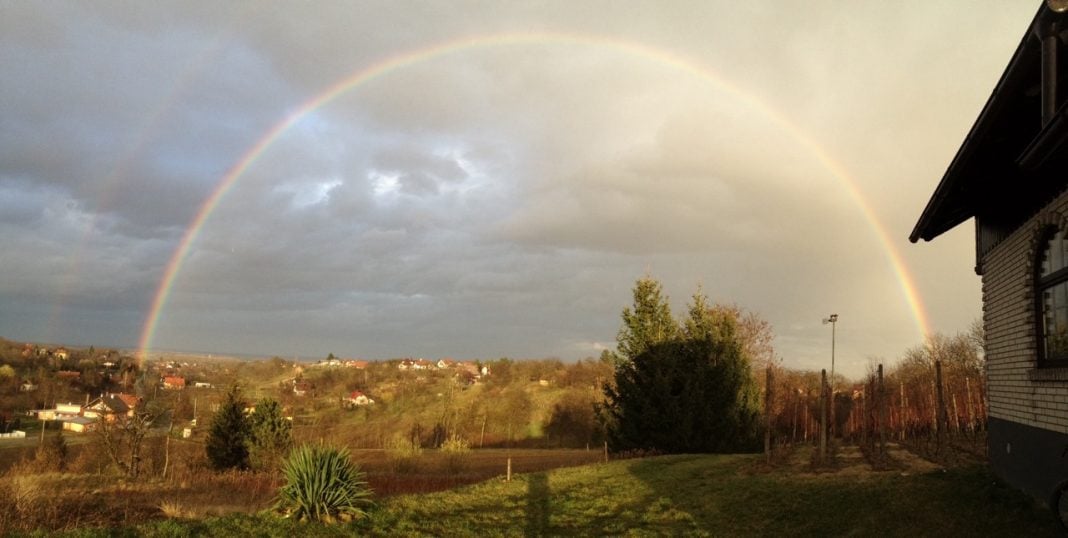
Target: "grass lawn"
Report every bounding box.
[54,452,1062,537]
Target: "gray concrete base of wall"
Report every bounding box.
[989,416,1068,507]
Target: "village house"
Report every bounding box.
[56,370,80,381]
[84,393,138,421]
[162,375,186,390]
[53,347,69,360]
[343,390,375,407]
[35,402,84,421]
[910,3,1068,516]
[62,416,96,433]
[293,380,312,397]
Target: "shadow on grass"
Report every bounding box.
[524,472,550,537]
[624,453,1062,537]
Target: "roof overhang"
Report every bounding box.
[910,5,1068,243]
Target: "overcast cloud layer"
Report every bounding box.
[0,1,1037,378]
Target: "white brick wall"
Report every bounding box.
[983,191,1068,434]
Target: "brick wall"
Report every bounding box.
[983,190,1068,433]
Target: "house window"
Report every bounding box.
[1038,228,1068,364]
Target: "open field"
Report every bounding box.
[26,449,1062,537]
[0,448,603,534]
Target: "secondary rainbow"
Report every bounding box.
[138,31,931,358]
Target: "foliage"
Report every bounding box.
[440,434,471,475]
[274,444,374,523]
[248,398,293,472]
[385,435,423,474]
[615,276,678,365]
[33,429,68,472]
[603,280,761,453]
[206,385,251,471]
[544,389,601,447]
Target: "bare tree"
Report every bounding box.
[96,405,161,478]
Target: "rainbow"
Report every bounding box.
[137,31,931,358]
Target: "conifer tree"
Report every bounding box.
[248,398,292,471]
[603,279,762,453]
[615,276,678,364]
[206,385,250,470]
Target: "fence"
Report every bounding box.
[763,360,986,462]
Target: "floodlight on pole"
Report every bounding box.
[822,313,838,438]
[822,313,838,391]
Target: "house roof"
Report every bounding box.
[90,394,131,414]
[910,6,1068,243]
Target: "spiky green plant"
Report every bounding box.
[275,444,373,523]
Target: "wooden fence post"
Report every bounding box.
[877,364,886,456]
[935,360,948,449]
[819,369,827,464]
[765,366,773,464]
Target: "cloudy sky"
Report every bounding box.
[0,1,1038,377]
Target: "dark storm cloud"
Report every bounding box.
[0,1,1036,376]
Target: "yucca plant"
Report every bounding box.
[275,444,374,523]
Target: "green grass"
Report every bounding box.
[52,454,1062,537]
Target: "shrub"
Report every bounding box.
[440,434,471,476]
[385,435,423,474]
[275,444,373,523]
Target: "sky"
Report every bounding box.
[0,1,1039,378]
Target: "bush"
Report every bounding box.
[275,444,373,523]
[385,435,423,474]
[440,435,470,476]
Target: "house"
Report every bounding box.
[53,347,69,360]
[162,376,186,390]
[347,360,369,369]
[62,416,96,433]
[910,3,1068,513]
[56,370,80,381]
[193,382,213,389]
[84,393,136,421]
[398,358,432,370]
[343,390,375,407]
[436,359,456,369]
[19,381,37,392]
[293,381,312,397]
[35,402,84,421]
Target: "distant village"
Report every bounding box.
[0,337,503,441]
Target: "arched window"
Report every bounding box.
[1038,228,1068,365]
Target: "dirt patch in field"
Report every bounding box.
[772,442,942,478]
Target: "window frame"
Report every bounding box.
[1035,226,1068,367]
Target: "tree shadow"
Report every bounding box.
[524,472,550,536]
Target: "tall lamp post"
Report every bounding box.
[822,313,838,437]
[822,313,838,385]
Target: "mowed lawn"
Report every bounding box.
[66,453,1061,537]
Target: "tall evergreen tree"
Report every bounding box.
[206,385,251,470]
[616,276,678,364]
[603,280,762,453]
[248,398,293,471]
